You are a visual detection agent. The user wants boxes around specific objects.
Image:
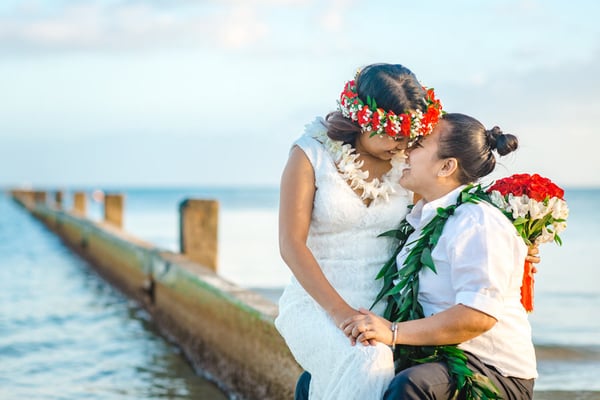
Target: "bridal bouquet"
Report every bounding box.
[487,173,569,312]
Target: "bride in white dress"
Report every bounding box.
[274,63,443,399]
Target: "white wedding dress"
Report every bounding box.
[275,118,412,399]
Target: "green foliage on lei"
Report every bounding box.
[372,184,502,400]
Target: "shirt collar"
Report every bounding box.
[406,185,468,229]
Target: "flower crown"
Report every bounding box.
[338,79,443,140]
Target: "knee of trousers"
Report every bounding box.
[294,372,311,400]
[384,370,419,399]
[384,363,453,400]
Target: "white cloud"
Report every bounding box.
[212,5,269,48]
[319,0,353,32]
[469,72,488,87]
[0,2,274,52]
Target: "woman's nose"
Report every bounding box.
[395,141,407,150]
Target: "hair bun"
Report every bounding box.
[484,126,501,149]
[485,125,518,156]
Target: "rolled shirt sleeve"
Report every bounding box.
[447,206,522,319]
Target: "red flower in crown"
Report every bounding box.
[426,88,438,103]
[372,109,384,132]
[341,80,358,100]
[400,114,411,137]
[419,89,443,136]
[384,111,400,137]
[357,107,372,127]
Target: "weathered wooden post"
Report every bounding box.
[33,191,47,204]
[73,191,87,216]
[9,189,31,206]
[179,199,219,272]
[10,189,25,202]
[22,190,35,208]
[55,191,63,210]
[104,193,125,228]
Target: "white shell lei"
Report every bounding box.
[305,118,407,202]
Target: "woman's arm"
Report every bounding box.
[279,146,358,327]
[341,305,496,346]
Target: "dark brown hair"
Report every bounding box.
[438,113,519,183]
[325,63,427,146]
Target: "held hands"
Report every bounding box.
[340,308,393,347]
[331,305,361,330]
[331,305,380,345]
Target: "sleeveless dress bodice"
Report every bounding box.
[275,118,412,399]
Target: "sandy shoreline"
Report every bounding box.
[534,391,600,400]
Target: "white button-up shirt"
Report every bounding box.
[397,185,537,379]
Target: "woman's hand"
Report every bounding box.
[526,244,540,273]
[340,308,393,346]
[331,306,360,332]
[333,307,377,346]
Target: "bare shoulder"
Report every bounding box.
[280,145,317,218]
[284,146,314,177]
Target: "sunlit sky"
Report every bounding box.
[1,0,599,188]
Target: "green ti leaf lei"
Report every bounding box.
[372,184,502,400]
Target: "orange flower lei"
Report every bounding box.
[338,79,443,140]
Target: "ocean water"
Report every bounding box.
[3,186,600,395]
[0,194,228,400]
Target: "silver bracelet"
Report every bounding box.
[390,322,397,351]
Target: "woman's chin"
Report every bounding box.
[399,174,409,187]
[400,169,410,180]
[400,172,418,191]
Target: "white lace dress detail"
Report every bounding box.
[275,117,412,399]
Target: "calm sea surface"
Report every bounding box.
[0,194,228,399]
[2,186,600,396]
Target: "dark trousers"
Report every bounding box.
[295,370,311,400]
[295,352,534,399]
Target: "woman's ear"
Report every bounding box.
[437,158,458,177]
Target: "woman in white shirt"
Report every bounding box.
[341,113,537,399]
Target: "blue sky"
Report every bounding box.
[1,0,599,188]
